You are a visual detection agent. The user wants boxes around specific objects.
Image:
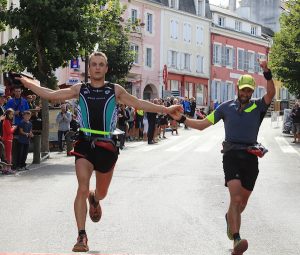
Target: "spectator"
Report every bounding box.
[147,99,159,144]
[291,102,300,143]
[16,111,33,170]
[2,108,17,174]
[26,94,36,109]
[5,87,29,125]
[170,98,179,135]
[126,106,135,141]
[117,104,128,150]
[70,114,80,133]
[190,97,196,119]
[0,93,5,116]
[56,104,72,152]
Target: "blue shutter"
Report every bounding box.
[232,48,236,69]
[211,80,216,101]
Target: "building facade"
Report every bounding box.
[210,4,271,108]
[120,0,163,100]
[159,0,211,105]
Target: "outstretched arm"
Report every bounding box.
[17,76,80,101]
[115,84,182,115]
[260,60,276,105]
[169,110,213,131]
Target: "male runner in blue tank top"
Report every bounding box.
[170,60,275,255]
[17,52,182,252]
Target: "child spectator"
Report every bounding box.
[2,108,17,174]
[16,111,33,170]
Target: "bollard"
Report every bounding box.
[32,134,41,164]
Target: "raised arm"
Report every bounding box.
[17,76,80,101]
[115,84,182,115]
[260,60,276,105]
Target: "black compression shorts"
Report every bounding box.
[222,150,259,191]
[73,140,118,173]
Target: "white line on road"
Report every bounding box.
[165,136,200,152]
[275,136,300,155]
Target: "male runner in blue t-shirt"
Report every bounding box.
[170,60,275,255]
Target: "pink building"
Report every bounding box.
[210,4,272,109]
[121,0,162,100]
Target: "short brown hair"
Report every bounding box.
[88,52,108,66]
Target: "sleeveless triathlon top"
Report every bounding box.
[76,82,118,139]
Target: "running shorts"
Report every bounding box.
[73,140,118,173]
[222,150,259,191]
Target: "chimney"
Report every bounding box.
[229,0,236,11]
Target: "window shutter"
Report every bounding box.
[232,48,236,69]
[211,80,216,101]
[254,53,259,73]
[213,45,216,64]
[168,50,172,67]
[221,45,226,66]
[244,51,249,71]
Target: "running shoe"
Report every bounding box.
[225,213,234,240]
[72,234,89,252]
[88,190,102,222]
[232,238,248,255]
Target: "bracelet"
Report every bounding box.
[263,70,272,80]
[178,115,187,123]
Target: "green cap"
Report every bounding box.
[237,74,256,90]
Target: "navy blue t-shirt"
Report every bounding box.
[207,97,269,144]
[18,120,32,144]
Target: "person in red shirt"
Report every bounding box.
[2,108,17,174]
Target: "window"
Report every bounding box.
[253,86,265,98]
[235,20,242,31]
[184,53,191,71]
[131,9,137,24]
[237,49,244,70]
[130,44,139,64]
[225,47,233,68]
[211,80,221,102]
[196,84,204,105]
[146,48,152,68]
[183,23,192,43]
[258,54,266,73]
[170,20,179,39]
[213,44,222,65]
[170,0,178,9]
[146,13,153,34]
[218,16,225,27]
[196,55,204,73]
[197,0,203,16]
[251,26,257,35]
[196,25,204,46]
[168,50,178,68]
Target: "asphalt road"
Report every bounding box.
[0,117,300,255]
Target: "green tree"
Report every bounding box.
[269,0,300,98]
[0,0,133,155]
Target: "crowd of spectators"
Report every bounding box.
[116,96,207,149]
[0,87,42,174]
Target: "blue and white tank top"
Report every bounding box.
[76,82,118,138]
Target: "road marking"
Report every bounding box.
[140,135,181,152]
[275,136,300,155]
[165,136,199,152]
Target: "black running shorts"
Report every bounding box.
[222,150,259,191]
[73,140,118,173]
